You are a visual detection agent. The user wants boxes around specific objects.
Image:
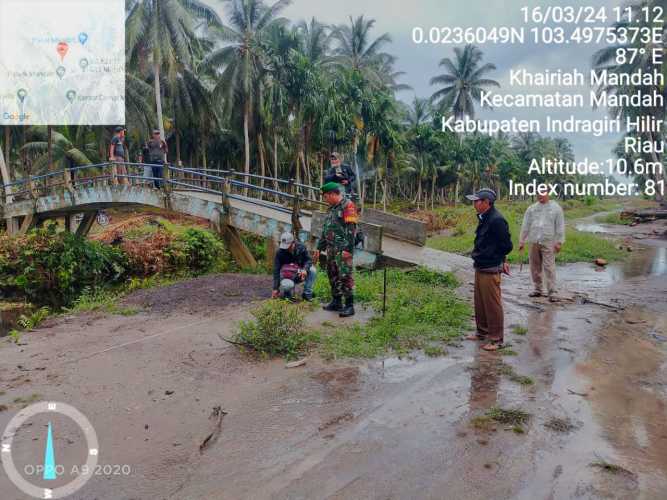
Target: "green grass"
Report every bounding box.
[498,363,534,386]
[511,325,528,336]
[426,199,626,264]
[424,345,447,357]
[470,406,531,433]
[312,267,471,360]
[65,287,141,316]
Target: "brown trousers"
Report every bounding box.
[529,243,557,295]
[474,270,504,342]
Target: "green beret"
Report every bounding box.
[321,182,342,193]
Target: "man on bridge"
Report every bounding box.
[324,152,356,196]
[313,182,358,317]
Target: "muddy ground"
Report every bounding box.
[0,216,666,500]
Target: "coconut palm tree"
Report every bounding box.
[429,44,499,203]
[126,0,221,140]
[430,44,499,119]
[205,0,291,194]
[330,16,393,86]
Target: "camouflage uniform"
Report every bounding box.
[317,198,358,299]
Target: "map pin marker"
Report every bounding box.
[66,90,77,103]
[78,32,88,45]
[56,66,66,79]
[57,41,69,62]
[79,58,89,71]
[17,88,27,103]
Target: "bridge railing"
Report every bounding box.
[1,162,329,235]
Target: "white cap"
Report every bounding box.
[279,232,295,250]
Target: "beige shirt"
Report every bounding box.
[520,200,565,245]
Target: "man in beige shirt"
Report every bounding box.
[519,193,565,301]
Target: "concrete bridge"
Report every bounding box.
[0,163,461,271]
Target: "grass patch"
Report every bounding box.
[317,268,471,359]
[544,416,577,433]
[65,287,140,316]
[512,325,528,336]
[590,459,635,477]
[426,199,626,264]
[234,300,318,360]
[470,406,531,433]
[486,406,531,426]
[498,347,518,356]
[470,415,496,431]
[424,345,447,357]
[497,363,534,386]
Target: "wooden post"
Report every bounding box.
[75,212,97,238]
[18,212,36,235]
[217,181,257,269]
[266,235,277,271]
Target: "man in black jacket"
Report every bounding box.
[324,152,356,195]
[465,188,513,351]
[272,232,317,301]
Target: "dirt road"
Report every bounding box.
[1,221,666,500]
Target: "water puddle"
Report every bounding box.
[575,222,615,234]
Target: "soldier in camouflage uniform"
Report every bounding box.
[313,182,358,317]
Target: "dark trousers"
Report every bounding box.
[473,270,504,342]
[151,162,163,188]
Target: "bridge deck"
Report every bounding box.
[189,191,466,273]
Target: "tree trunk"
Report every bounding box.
[319,153,324,202]
[352,131,363,212]
[47,125,53,171]
[273,130,279,202]
[175,127,181,164]
[0,132,12,203]
[3,127,9,169]
[373,171,378,208]
[243,98,250,197]
[258,132,266,200]
[153,62,165,140]
[431,172,436,210]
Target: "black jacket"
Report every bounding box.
[324,163,356,193]
[471,206,513,269]
[272,241,313,290]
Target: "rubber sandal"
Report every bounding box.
[465,335,486,341]
[529,291,543,298]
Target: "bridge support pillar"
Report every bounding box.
[18,213,37,235]
[221,226,257,270]
[75,212,97,238]
[265,235,278,271]
[5,217,19,236]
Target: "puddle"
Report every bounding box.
[557,246,667,292]
[575,222,615,234]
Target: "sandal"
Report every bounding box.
[481,342,504,351]
[465,334,486,341]
[529,291,543,298]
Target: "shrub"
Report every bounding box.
[234,300,314,359]
[168,228,226,274]
[121,230,174,276]
[0,225,127,307]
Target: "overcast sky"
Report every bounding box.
[209,0,627,166]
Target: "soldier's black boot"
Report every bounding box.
[323,296,343,311]
[339,297,355,317]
